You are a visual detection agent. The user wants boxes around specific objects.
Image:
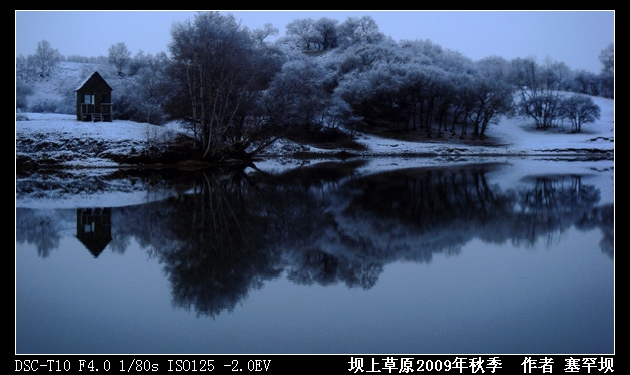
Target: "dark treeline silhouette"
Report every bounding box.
[16,12,614,162]
[16,161,613,317]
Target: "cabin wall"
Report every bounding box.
[76,75,113,121]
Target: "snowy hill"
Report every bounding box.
[18,61,117,113]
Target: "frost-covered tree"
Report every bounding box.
[398,63,442,132]
[16,54,37,82]
[573,70,600,96]
[108,42,131,76]
[167,11,283,160]
[333,40,410,130]
[251,23,279,47]
[115,51,170,125]
[596,43,614,99]
[302,36,515,139]
[264,54,342,134]
[337,15,384,47]
[599,43,614,75]
[449,72,477,137]
[285,18,318,50]
[399,39,446,66]
[559,94,601,132]
[511,56,567,129]
[34,40,61,77]
[313,17,339,50]
[467,56,515,139]
[334,38,401,75]
[16,76,33,111]
[285,17,342,51]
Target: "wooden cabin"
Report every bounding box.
[75,71,113,122]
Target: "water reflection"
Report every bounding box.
[76,208,112,257]
[16,161,613,319]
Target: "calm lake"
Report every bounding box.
[15,157,614,354]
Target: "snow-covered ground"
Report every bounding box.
[252,94,614,173]
[15,93,614,168]
[16,60,614,170]
[15,91,614,209]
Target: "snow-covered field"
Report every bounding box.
[250,94,614,173]
[16,60,614,170]
[15,92,614,169]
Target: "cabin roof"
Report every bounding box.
[75,71,112,92]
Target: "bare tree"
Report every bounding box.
[167,11,282,160]
[559,95,601,132]
[511,56,567,129]
[16,54,37,82]
[108,42,131,76]
[34,40,61,77]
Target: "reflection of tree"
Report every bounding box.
[254,160,385,290]
[150,168,284,317]
[16,168,204,257]
[287,249,339,286]
[15,208,63,258]
[513,175,601,248]
[107,232,131,255]
[286,248,383,289]
[338,165,514,262]
[16,162,613,318]
[575,204,614,259]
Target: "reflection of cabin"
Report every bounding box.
[75,71,113,122]
[76,208,112,258]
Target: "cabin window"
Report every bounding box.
[84,94,94,104]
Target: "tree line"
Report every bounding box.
[16,12,614,162]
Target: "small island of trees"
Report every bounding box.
[16,12,613,163]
